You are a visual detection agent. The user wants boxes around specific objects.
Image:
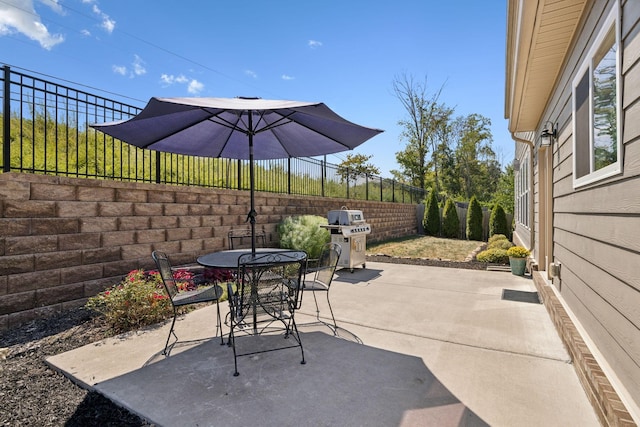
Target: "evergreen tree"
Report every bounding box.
[442,198,460,238]
[466,196,483,241]
[489,204,509,239]
[423,188,441,236]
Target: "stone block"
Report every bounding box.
[135,229,166,244]
[188,204,211,215]
[175,192,199,204]
[198,192,219,204]
[103,259,141,278]
[77,186,116,202]
[166,227,191,241]
[201,216,222,227]
[80,217,118,233]
[35,251,83,271]
[0,254,35,275]
[0,275,7,296]
[57,201,99,218]
[30,183,76,201]
[31,218,79,235]
[82,247,121,264]
[218,194,236,205]
[0,291,36,315]
[59,264,103,285]
[84,276,121,296]
[98,202,134,217]
[210,205,229,215]
[3,200,57,218]
[8,270,56,293]
[148,190,175,203]
[116,188,147,202]
[121,243,153,260]
[191,227,213,239]
[1,219,30,238]
[178,216,201,228]
[180,239,203,253]
[163,203,190,216]
[118,216,150,230]
[152,241,180,254]
[0,178,30,201]
[150,215,178,229]
[5,235,58,255]
[102,230,136,247]
[58,233,101,251]
[36,283,84,307]
[134,203,163,216]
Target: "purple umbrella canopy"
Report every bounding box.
[91,96,383,254]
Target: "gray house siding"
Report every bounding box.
[537,0,640,416]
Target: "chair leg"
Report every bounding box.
[325,291,337,333]
[311,290,337,334]
[163,308,179,356]
[215,302,225,345]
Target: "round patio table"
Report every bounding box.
[197,248,288,268]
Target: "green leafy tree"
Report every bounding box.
[493,164,515,215]
[392,73,448,190]
[466,196,483,241]
[489,204,509,239]
[423,188,441,236]
[442,198,460,238]
[336,153,380,198]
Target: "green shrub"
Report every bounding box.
[277,215,330,259]
[441,198,460,238]
[475,248,509,263]
[489,204,510,239]
[423,188,441,236]
[466,196,484,241]
[488,234,509,244]
[488,239,514,250]
[507,245,530,258]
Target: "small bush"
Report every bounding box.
[86,268,232,333]
[507,246,530,258]
[278,215,330,259]
[476,248,509,264]
[488,239,514,250]
[488,234,509,244]
[489,204,510,239]
[423,189,441,236]
[441,198,460,238]
[466,196,484,241]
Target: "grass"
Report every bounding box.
[366,235,482,262]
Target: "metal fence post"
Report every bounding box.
[3,65,10,172]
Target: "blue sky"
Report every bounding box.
[0,0,510,177]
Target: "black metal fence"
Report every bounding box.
[1,65,425,203]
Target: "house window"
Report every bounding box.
[572,3,621,187]
[516,152,530,229]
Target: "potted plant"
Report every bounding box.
[506,246,530,276]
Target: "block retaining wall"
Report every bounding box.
[0,173,418,330]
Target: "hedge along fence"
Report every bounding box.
[0,172,419,330]
[416,202,513,241]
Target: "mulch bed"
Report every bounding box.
[0,255,489,426]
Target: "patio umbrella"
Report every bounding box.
[91,96,383,255]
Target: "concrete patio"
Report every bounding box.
[46,261,600,426]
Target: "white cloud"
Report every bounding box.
[112,65,126,75]
[0,0,64,49]
[81,29,91,37]
[244,70,257,79]
[91,3,115,34]
[161,73,204,94]
[187,79,204,94]
[281,74,294,81]
[132,54,146,76]
[308,39,322,49]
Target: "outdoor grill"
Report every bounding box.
[320,207,371,272]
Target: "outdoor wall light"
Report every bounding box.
[539,121,557,147]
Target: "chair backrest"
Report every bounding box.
[234,250,307,321]
[152,251,179,300]
[314,243,342,287]
[228,228,267,249]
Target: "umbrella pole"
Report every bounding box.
[248,117,257,256]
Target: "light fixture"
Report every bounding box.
[539,121,557,147]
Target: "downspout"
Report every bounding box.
[511,132,535,254]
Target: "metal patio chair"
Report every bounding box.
[228,228,267,249]
[302,243,342,333]
[226,250,307,376]
[152,251,225,355]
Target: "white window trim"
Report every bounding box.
[516,151,530,229]
[572,2,622,188]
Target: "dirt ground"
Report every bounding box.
[0,307,152,426]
